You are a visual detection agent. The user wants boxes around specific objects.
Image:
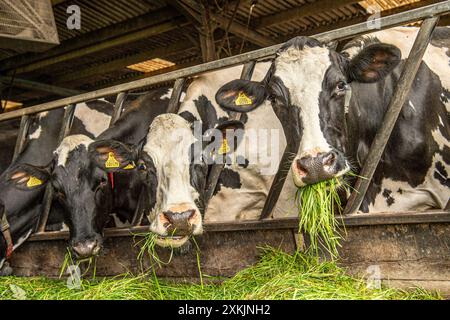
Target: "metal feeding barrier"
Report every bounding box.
[0,2,449,242]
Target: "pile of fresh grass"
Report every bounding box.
[0,248,440,300]
[296,177,350,259]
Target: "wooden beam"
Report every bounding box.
[0,76,83,96]
[27,210,450,241]
[179,0,276,47]
[281,0,444,41]
[254,0,360,29]
[51,41,194,84]
[1,8,186,74]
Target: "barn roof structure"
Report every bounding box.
[0,0,448,111]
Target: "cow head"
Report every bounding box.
[0,163,50,269]
[216,36,401,187]
[12,135,114,259]
[90,113,243,248]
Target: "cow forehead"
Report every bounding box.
[143,114,195,167]
[274,45,333,154]
[55,134,93,167]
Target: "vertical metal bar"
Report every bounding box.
[259,148,296,220]
[204,61,256,205]
[344,16,440,215]
[109,92,127,126]
[12,115,31,162]
[131,186,146,226]
[36,104,76,233]
[167,78,186,114]
[445,199,450,211]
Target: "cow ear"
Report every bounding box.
[346,43,401,83]
[88,140,138,172]
[216,79,267,113]
[7,164,50,191]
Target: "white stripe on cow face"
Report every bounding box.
[55,134,93,167]
[142,114,202,237]
[275,45,333,159]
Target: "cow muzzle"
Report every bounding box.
[292,150,348,186]
[71,238,102,259]
[154,203,202,248]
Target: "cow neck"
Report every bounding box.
[1,211,13,260]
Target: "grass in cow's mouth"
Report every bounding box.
[0,248,441,300]
[134,232,174,269]
[295,177,350,259]
[60,248,97,280]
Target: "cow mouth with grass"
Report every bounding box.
[89,114,207,249]
[216,36,402,188]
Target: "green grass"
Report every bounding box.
[296,177,349,259]
[0,248,441,300]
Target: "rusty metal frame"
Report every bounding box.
[1,2,449,241]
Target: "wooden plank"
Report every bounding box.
[27,210,450,241]
[12,115,31,162]
[254,0,359,28]
[344,16,440,215]
[1,2,447,123]
[35,104,76,233]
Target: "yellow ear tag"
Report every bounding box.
[234,91,252,106]
[218,138,230,155]
[123,162,135,170]
[27,176,43,188]
[105,152,120,168]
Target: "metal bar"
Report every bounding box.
[0,76,84,97]
[445,199,450,211]
[109,92,127,126]
[1,1,448,122]
[166,78,186,113]
[35,104,76,233]
[344,16,440,215]
[27,210,450,241]
[12,115,31,162]
[259,149,295,220]
[204,61,256,204]
[131,186,146,226]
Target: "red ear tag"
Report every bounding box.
[6,244,13,259]
[108,172,115,190]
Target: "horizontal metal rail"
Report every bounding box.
[0,1,448,123]
[27,210,450,241]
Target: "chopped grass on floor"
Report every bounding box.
[0,248,441,300]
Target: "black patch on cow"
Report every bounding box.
[441,88,450,104]
[382,188,395,206]
[194,95,218,131]
[236,155,249,168]
[213,168,241,195]
[279,36,323,53]
[179,111,198,125]
[442,146,450,165]
[434,161,450,187]
[397,188,403,195]
[430,27,450,55]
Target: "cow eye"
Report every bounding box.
[138,162,147,171]
[336,82,347,91]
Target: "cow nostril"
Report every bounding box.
[323,152,337,166]
[296,158,308,176]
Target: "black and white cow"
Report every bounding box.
[0,99,114,270]
[216,27,450,213]
[87,64,293,249]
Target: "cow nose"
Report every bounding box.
[72,239,101,259]
[295,151,339,184]
[161,209,197,235]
